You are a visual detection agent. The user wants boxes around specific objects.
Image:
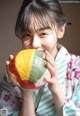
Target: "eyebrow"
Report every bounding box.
[37,26,51,31]
[25,26,51,34]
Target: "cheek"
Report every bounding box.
[44,36,57,47]
[42,39,52,50]
[42,36,57,51]
[21,40,31,49]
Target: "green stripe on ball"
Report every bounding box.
[29,51,46,83]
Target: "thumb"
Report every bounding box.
[43,76,54,84]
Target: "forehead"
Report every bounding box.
[24,10,55,33]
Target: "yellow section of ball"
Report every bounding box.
[15,49,35,80]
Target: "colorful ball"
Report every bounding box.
[9,49,48,89]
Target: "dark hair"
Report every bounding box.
[15,0,67,39]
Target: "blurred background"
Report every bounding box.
[0,0,80,81]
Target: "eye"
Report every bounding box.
[25,33,31,37]
[21,33,32,40]
[40,32,48,38]
[41,32,47,35]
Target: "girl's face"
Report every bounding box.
[19,10,66,58]
[21,26,58,58]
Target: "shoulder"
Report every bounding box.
[70,54,80,70]
[67,54,80,82]
[65,53,80,89]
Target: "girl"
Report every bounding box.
[0,0,80,116]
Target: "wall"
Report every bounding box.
[60,3,80,55]
[0,0,23,80]
[0,1,80,80]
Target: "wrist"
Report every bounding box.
[49,83,60,94]
[51,84,65,110]
[22,89,33,100]
[20,89,35,116]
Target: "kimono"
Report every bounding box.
[0,45,80,116]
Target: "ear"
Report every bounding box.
[57,24,66,39]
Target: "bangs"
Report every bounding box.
[24,10,55,32]
[16,5,55,38]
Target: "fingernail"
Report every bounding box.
[6,61,9,64]
[42,52,46,59]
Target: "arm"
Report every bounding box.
[19,89,36,116]
[44,50,65,113]
[44,77,65,115]
[44,51,80,115]
[51,84,65,115]
[6,55,36,116]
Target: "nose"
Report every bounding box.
[32,35,41,49]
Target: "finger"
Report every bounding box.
[44,51,57,79]
[6,61,11,76]
[6,59,20,87]
[45,50,55,67]
[10,54,14,59]
[47,62,56,77]
[9,54,14,60]
[6,61,10,70]
[45,50,53,60]
[6,54,14,61]
[6,61,14,79]
[6,55,14,72]
[6,60,9,65]
[44,76,54,84]
[6,55,14,69]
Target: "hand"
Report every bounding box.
[6,55,34,92]
[6,55,20,86]
[43,51,65,111]
[44,50,59,93]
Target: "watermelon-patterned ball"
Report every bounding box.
[9,49,48,89]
